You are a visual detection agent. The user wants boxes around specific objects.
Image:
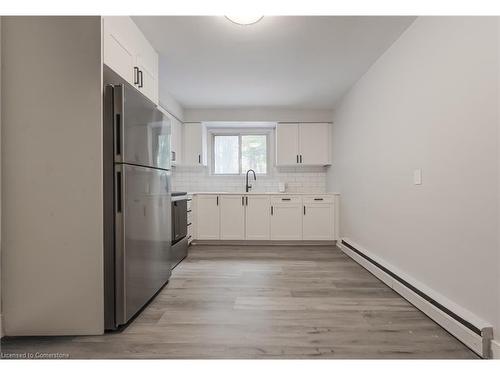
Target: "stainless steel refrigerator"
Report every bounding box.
[103,66,172,330]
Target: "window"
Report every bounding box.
[212,133,268,174]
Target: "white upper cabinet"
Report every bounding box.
[299,123,330,165]
[103,17,159,104]
[170,116,183,165]
[182,122,207,166]
[158,107,182,165]
[276,123,299,165]
[276,123,331,166]
[219,195,246,240]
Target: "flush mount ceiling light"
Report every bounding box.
[225,15,264,26]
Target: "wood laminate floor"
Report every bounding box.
[0,244,478,359]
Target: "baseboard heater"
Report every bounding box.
[339,239,493,358]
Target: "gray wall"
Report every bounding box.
[327,17,500,338]
[0,16,3,338]
[1,17,104,335]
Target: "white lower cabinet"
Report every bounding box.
[270,196,303,240]
[220,195,245,240]
[196,195,220,240]
[245,195,271,240]
[193,194,337,241]
[302,196,335,240]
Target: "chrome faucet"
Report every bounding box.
[245,169,256,192]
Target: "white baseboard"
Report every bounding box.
[492,340,500,359]
[339,238,493,359]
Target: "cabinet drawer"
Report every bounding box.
[270,195,302,205]
[302,195,335,204]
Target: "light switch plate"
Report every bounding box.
[413,169,422,185]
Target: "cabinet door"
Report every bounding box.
[170,116,182,165]
[136,45,158,104]
[196,195,220,240]
[183,123,205,166]
[220,195,245,240]
[136,64,156,104]
[299,123,330,165]
[270,197,302,240]
[103,17,136,84]
[245,195,270,240]
[302,203,335,240]
[276,123,299,166]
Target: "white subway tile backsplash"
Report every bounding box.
[171,165,327,193]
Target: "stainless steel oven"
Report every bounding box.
[171,192,189,269]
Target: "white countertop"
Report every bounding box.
[188,192,340,195]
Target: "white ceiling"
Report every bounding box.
[133,16,415,110]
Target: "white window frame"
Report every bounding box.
[209,129,272,176]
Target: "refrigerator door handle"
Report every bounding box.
[112,85,124,162]
[114,165,125,325]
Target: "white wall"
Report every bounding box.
[183,107,333,123]
[327,17,500,338]
[159,90,184,122]
[1,17,104,335]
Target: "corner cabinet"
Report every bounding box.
[103,16,159,105]
[276,123,331,166]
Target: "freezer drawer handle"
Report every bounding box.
[314,198,324,201]
[281,198,291,201]
[116,171,122,213]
